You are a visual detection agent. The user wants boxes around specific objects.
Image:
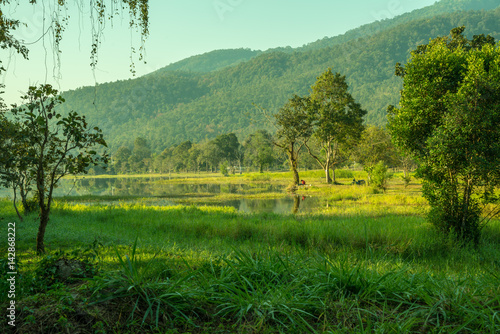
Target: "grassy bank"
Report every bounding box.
[1,194,500,333]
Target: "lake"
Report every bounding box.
[0,176,325,214]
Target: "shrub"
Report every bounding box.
[219,161,229,177]
[370,161,392,192]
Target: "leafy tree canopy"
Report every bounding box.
[388,26,500,245]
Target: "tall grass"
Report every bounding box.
[1,182,500,333]
[4,200,499,275]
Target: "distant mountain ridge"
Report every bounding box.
[298,0,500,52]
[152,0,500,74]
[154,48,262,74]
[57,0,500,154]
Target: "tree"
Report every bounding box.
[243,130,275,173]
[354,126,396,184]
[201,133,240,173]
[306,69,366,184]
[171,140,192,172]
[387,27,500,245]
[8,84,108,254]
[214,133,240,167]
[274,95,313,186]
[187,144,203,173]
[370,161,392,193]
[199,140,219,173]
[129,137,151,173]
[112,146,132,174]
[154,146,174,174]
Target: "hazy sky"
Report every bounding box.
[0,0,437,105]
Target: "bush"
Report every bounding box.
[219,161,229,177]
[401,174,412,188]
[371,161,392,192]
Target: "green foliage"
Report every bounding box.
[32,250,99,292]
[298,0,500,52]
[388,27,500,245]
[355,126,396,172]
[90,238,197,328]
[5,84,108,253]
[112,146,132,174]
[401,174,412,188]
[208,250,317,332]
[0,112,34,218]
[0,1,149,76]
[242,130,275,172]
[370,161,392,192]
[1,186,500,332]
[274,95,314,185]
[219,161,229,177]
[305,69,366,183]
[3,210,500,333]
[154,48,261,73]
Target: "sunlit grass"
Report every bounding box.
[3,199,498,274]
[1,169,500,333]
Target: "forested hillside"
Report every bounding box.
[152,48,262,74]
[299,0,500,51]
[57,2,500,154]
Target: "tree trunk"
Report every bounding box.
[325,155,332,184]
[12,188,23,222]
[19,183,33,215]
[331,167,336,184]
[461,180,473,242]
[291,156,300,185]
[36,206,50,254]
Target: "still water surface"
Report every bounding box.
[0,177,324,214]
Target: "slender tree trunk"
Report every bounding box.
[461,179,473,241]
[36,206,50,254]
[36,163,47,254]
[19,182,32,215]
[325,155,332,184]
[291,156,300,185]
[288,144,300,185]
[12,187,23,222]
[287,142,300,185]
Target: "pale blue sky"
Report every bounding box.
[0,0,436,105]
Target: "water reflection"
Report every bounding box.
[219,195,321,214]
[61,178,284,198]
[0,177,323,214]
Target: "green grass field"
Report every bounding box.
[1,171,499,333]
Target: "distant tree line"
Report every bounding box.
[105,125,415,180]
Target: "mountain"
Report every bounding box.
[299,0,500,52]
[57,1,500,154]
[151,48,262,74]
